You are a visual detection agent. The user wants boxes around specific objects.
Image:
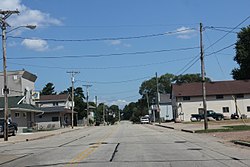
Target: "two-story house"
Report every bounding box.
[35,94,77,127]
[151,94,173,122]
[0,70,43,129]
[171,80,250,121]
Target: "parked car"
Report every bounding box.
[0,118,18,136]
[140,116,150,124]
[191,110,224,121]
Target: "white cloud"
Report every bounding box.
[175,26,197,39]
[21,39,49,52]
[107,40,131,48]
[0,0,61,28]
[110,99,129,109]
[110,40,122,45]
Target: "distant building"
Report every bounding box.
[0,70,43,129]
[171,80,250,121]
[35,94,77,127]
[151,94,173,122]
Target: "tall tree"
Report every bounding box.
[40,82,56,95]
[232,25,250,80]
[60,87,86,119]
[139,73,175,103]
[175,73,211,84]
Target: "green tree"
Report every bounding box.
[60,87,86,119]
[139,73,175,103]
[175,73,211,84]
[40,82,56,95]
[232,25,250,80]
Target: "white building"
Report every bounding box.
[171,80,250,122]
[0,70,43,129]
[151,94,173,122]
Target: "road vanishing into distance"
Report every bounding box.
[0,121,250,167]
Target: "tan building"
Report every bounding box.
[171,80,250,121]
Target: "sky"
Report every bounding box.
[1,0,250,109]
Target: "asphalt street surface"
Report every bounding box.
[0,121,250,167]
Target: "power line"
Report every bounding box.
[204,16,250,51]
[175,43,235,75]
[7,28,197,42]
[206,27,238,34]
[76,76,151,84]
[7,46,199,60]
[205,43,235,57]
[8,56,196,70]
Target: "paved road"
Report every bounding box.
[0,121,250,167]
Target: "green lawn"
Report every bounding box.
[195,125,250,133]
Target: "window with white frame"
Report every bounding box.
[216,95,224,99]
[247,106,250,112]
[15,112,20,118]
[183,96,190,101]
[222,107,229,113]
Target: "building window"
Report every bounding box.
[53,102,59,106]
[223,107,229,113]
[23,112,26,118]
[216,95,224,99]
[183,96,190,101]
[247,106,250,112]
[15,112,20,118]
[52,117,59,122]
[235,94,244,98]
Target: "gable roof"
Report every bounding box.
[0,96,43,113]
[0,70,37,82]
[172,80,250,97]
[38,94,69,102]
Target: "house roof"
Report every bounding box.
[41,106,76,113]
[172,80,250,97]
[0,96,43,113]
[38,94,69,102]
[0,70,37,82]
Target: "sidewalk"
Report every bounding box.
[154,121,250,133]
[0,127,83,144]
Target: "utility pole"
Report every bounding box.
[103,103,106,125]
[1,10,20,141]
[156,72,161,124]
[83,84,92,126]
[67,71,80,129]
[145,92,150,115]
[200,23,208,130]
[95,96,97,124]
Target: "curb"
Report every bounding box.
[233,140,250,147]
[153,124,196,133]
[0,128,81,144]
[154,124,175,129]
[181,129,195,133]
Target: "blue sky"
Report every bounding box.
[1,0,250,108]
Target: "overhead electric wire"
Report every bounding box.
[7,28,197,42]
[175,16,249,75]
[204,16,250,51]
[175,43,235,76]
[7,46,199,60]
[205,43,235,57]
[206,27,238,34]
[8,56,196,70]
[76,76,151,84]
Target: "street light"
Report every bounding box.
[7,25,36,33]
[1,10,36,141]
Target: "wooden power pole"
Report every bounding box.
[200,23,208,130]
